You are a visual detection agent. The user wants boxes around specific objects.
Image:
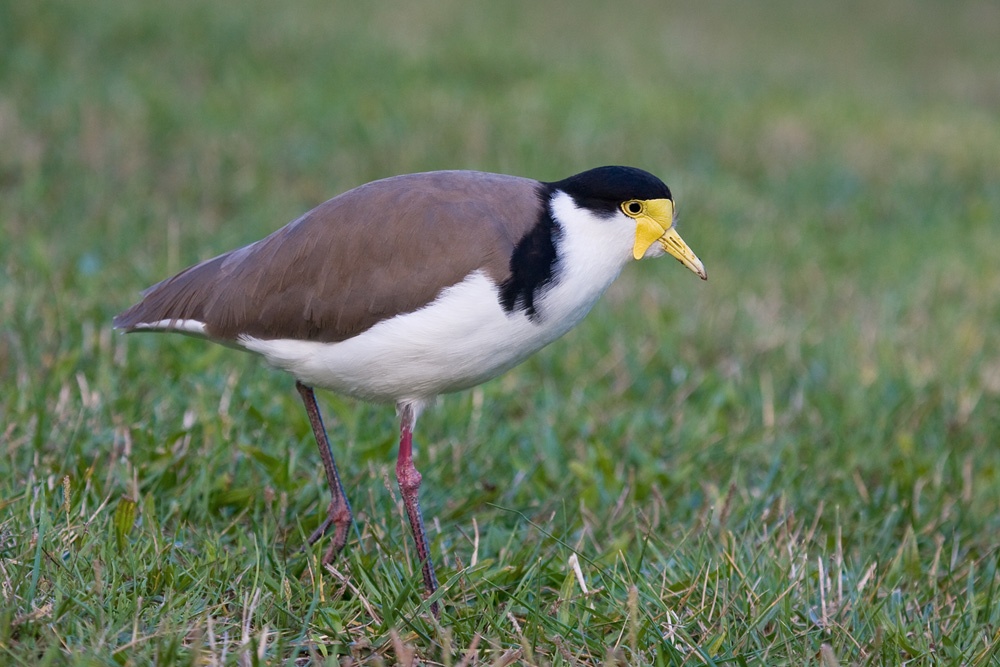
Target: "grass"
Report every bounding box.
[3,0,1000,663]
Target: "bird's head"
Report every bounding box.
[552,166,707,280]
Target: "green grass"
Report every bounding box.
[3,0,1000,663]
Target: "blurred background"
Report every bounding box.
[2,0,999,661]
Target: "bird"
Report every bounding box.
[114,165,707,615]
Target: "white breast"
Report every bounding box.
[238,192,637,403]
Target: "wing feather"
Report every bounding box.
[114,171,544,343]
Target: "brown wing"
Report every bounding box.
[114,171,545,343]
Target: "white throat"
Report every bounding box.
[534,191,635,322]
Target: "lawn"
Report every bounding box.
[2,0,1000,664]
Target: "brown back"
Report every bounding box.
[114,171,544,342]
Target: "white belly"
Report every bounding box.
[238,269,605,403]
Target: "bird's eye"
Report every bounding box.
[623,201,643,216]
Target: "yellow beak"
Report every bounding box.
[631,199,707,280]
[658,226,707,280]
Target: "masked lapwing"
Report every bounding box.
[114,166,707,615]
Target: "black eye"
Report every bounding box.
[625,201,642,215]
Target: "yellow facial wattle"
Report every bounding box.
[624,198,707,280]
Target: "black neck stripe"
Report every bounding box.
[498,186,561,321]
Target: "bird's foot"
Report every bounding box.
[305,499,353,563]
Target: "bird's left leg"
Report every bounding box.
[395,400,440,615]
[296,381,354,564]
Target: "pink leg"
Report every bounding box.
[396,401,440,615]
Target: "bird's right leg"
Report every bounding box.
[395,400,440,616]
[296,381,354,564]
